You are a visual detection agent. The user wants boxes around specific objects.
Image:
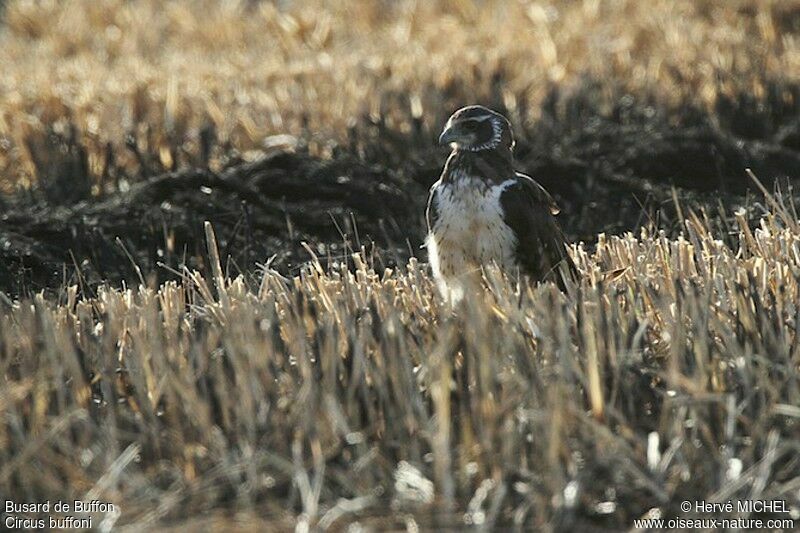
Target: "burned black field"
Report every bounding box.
[5,82,800,295]
[2,1,800,531]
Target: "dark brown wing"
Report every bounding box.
[500,172,577,290]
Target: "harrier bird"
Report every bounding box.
[426,105,576,300]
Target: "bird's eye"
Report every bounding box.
[463,120,477,130]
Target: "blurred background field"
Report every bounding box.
[2,0,799,183]
[0,0,800,183]
[3,0,800,293]
[0,0,800,288]
[1,0,800,531]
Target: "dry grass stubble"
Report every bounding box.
[1,192,799,528]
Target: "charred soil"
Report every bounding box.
[3,84,800,295]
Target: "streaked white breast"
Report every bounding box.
[427,177,517,300]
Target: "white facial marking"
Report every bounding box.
[463,116,503,152]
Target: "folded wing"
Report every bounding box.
[500,172,577,289]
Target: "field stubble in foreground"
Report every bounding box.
[1,198,800,531]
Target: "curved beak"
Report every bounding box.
[438,125,458,146]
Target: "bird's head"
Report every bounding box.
[438,105,514,152]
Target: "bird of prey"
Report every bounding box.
[426,105,576,300]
